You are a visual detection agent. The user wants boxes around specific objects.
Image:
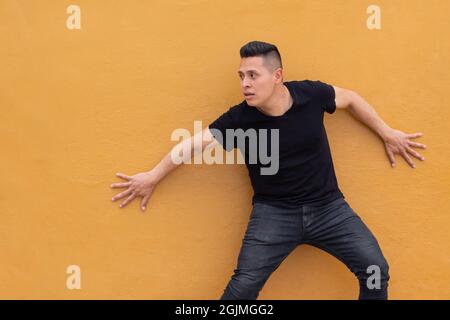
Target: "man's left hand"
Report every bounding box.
[383,129,426,168]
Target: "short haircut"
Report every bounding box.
[239,40,283,71]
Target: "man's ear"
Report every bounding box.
[272,67,284,84]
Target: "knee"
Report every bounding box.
[373,257,390,282]
[381,258,390,281]
[354,256,390,300]
[221,271,266,300]
[357,256,390,286]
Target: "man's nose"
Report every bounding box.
[242,79,251,88]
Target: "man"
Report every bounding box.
[110,41,426,299]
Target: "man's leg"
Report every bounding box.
[302,197,390,300]
[220,202,301,300]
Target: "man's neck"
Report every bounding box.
[256,83,293,117]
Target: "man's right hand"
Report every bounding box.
[110,171,158,212]
[109,126,218,212]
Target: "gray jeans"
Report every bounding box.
[220,197,390,300]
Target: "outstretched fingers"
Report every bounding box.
[119,193,136,208]
[405,132,423,139]
[406,145,425,161]
[110,181,131,189]
[400,149,415,168]
[112,188,132,202]
[386,148,396,168]
[407,140,427,149]
[116,172,131,180]
[140,193,151,212]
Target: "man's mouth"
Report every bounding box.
[244,93,255,97]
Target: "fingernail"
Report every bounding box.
[142,206,145,211]
[111,197,114,201]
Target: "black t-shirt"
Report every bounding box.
[208,79,345,209]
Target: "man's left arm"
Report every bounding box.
[332,85,427,169]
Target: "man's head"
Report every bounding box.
[238,41,284,107]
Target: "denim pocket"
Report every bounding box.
[250,202,269,218]
[245,203,299,245]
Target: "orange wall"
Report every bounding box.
[0,0,448,299]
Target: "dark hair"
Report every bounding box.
[239,41,283,70]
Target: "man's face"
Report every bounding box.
[237,56,282,107]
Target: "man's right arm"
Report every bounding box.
[151,126,218,183]
[111,126,219,211]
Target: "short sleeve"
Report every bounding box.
[208,107,237,151]
[311,80,337,114]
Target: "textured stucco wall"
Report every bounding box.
[0,0,448,299]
